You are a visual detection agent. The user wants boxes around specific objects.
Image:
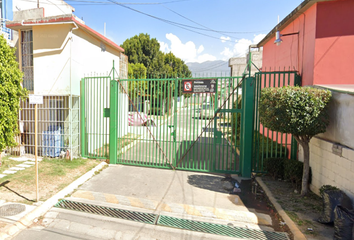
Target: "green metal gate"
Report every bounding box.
[81,69,256,177]
[80,64,300,177]
[252,71,301,173]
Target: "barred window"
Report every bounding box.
[21,30,34,91]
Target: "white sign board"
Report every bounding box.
[29,95,43,105]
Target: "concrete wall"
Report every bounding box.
[317,90,354,150]
[33,24,72,95]
[299,137,354,204]
[13,0,73,18]
[229,49,262,77]
[32,24,121,96]
[297,90,354,202]
[71,27,121,96]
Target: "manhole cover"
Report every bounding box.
[0,204,26,216]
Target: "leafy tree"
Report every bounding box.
[0,34,27,164]
[121,33,162,77]
[121,34,192,114]
[128,63,148,99]
[259,86,331,196]
[121,33,191,78]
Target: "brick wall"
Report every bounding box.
[299,137,354,203]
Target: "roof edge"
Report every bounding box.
[6,14,124,53]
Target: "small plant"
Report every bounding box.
[319,185,339,196]
[284,159,309,189]
[264,157,285,179]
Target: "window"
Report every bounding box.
[21,30,33,91]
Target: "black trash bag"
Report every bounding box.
[333,205,354,240]
[318,190,353,224]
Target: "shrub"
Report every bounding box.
[260,86,331,196]
[284,159,311,189]
[319,185,340,196]
[264,157,285,179]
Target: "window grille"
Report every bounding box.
[21,30,34,91]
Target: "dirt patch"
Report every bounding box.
[231,178,292,237]
[261,176,334,240]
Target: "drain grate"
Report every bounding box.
[54,200,157,224]
[0,204,26,217]
[157,215,289,240]
[55,200,288,240]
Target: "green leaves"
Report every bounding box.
[121,33,191,78]
[259,86,331,139]
[0,34,27,151]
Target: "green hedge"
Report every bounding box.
[264,158,285,179]
[264,158,308,189]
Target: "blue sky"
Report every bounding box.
[70,0,303,63]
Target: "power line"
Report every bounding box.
[108,0,243,42]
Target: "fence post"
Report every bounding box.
[240,77,255,178]
[80,78,86,157]
[109,80,118,164]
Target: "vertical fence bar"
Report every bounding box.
[80,78,86,156]
[109,80,118,164]
[240,77,255,178]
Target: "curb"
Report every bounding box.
[256,177,307,240]
[0,161,107,240]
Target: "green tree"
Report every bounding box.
[0,35,27,164]
[121,33,162,77]
[128,63,148,98]
[121,33,191,78]
[121,34,192,114]
[259,86,331,196]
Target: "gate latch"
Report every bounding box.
[215,131,222,144]
[103,108,110,117]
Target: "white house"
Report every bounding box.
[6,2,128,159]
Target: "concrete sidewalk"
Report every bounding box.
[71,165,271,227]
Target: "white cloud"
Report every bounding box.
[159,33,216,63]
[220,36,231,43]
[220,33,266,59]
[158,40,170,53]
[197,45,204,54]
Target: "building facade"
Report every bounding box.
[7,6,128,159]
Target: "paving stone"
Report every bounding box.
[24,162,35,165]
[3,170,17,174]
[10,167,25,171]
[16,164,33,168]
[9,157,30,162]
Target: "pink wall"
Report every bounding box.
[314,0,354,85]
[262,5,317,86]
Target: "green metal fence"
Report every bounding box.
[111,76,249,175]
[80,76,111,159]
[80,65,300,177]
[252,71,301,173]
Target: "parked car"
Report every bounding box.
[128,112,156,126]
[199,104,215,119]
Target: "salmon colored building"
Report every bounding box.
[257,0,354,200]
[257,0,354,86]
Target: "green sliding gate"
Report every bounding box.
[81,65,300,177]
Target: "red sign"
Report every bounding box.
[183,81,192,92]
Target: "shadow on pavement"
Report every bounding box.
[187,174,229,194]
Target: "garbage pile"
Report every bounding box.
[317,187,354,240]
